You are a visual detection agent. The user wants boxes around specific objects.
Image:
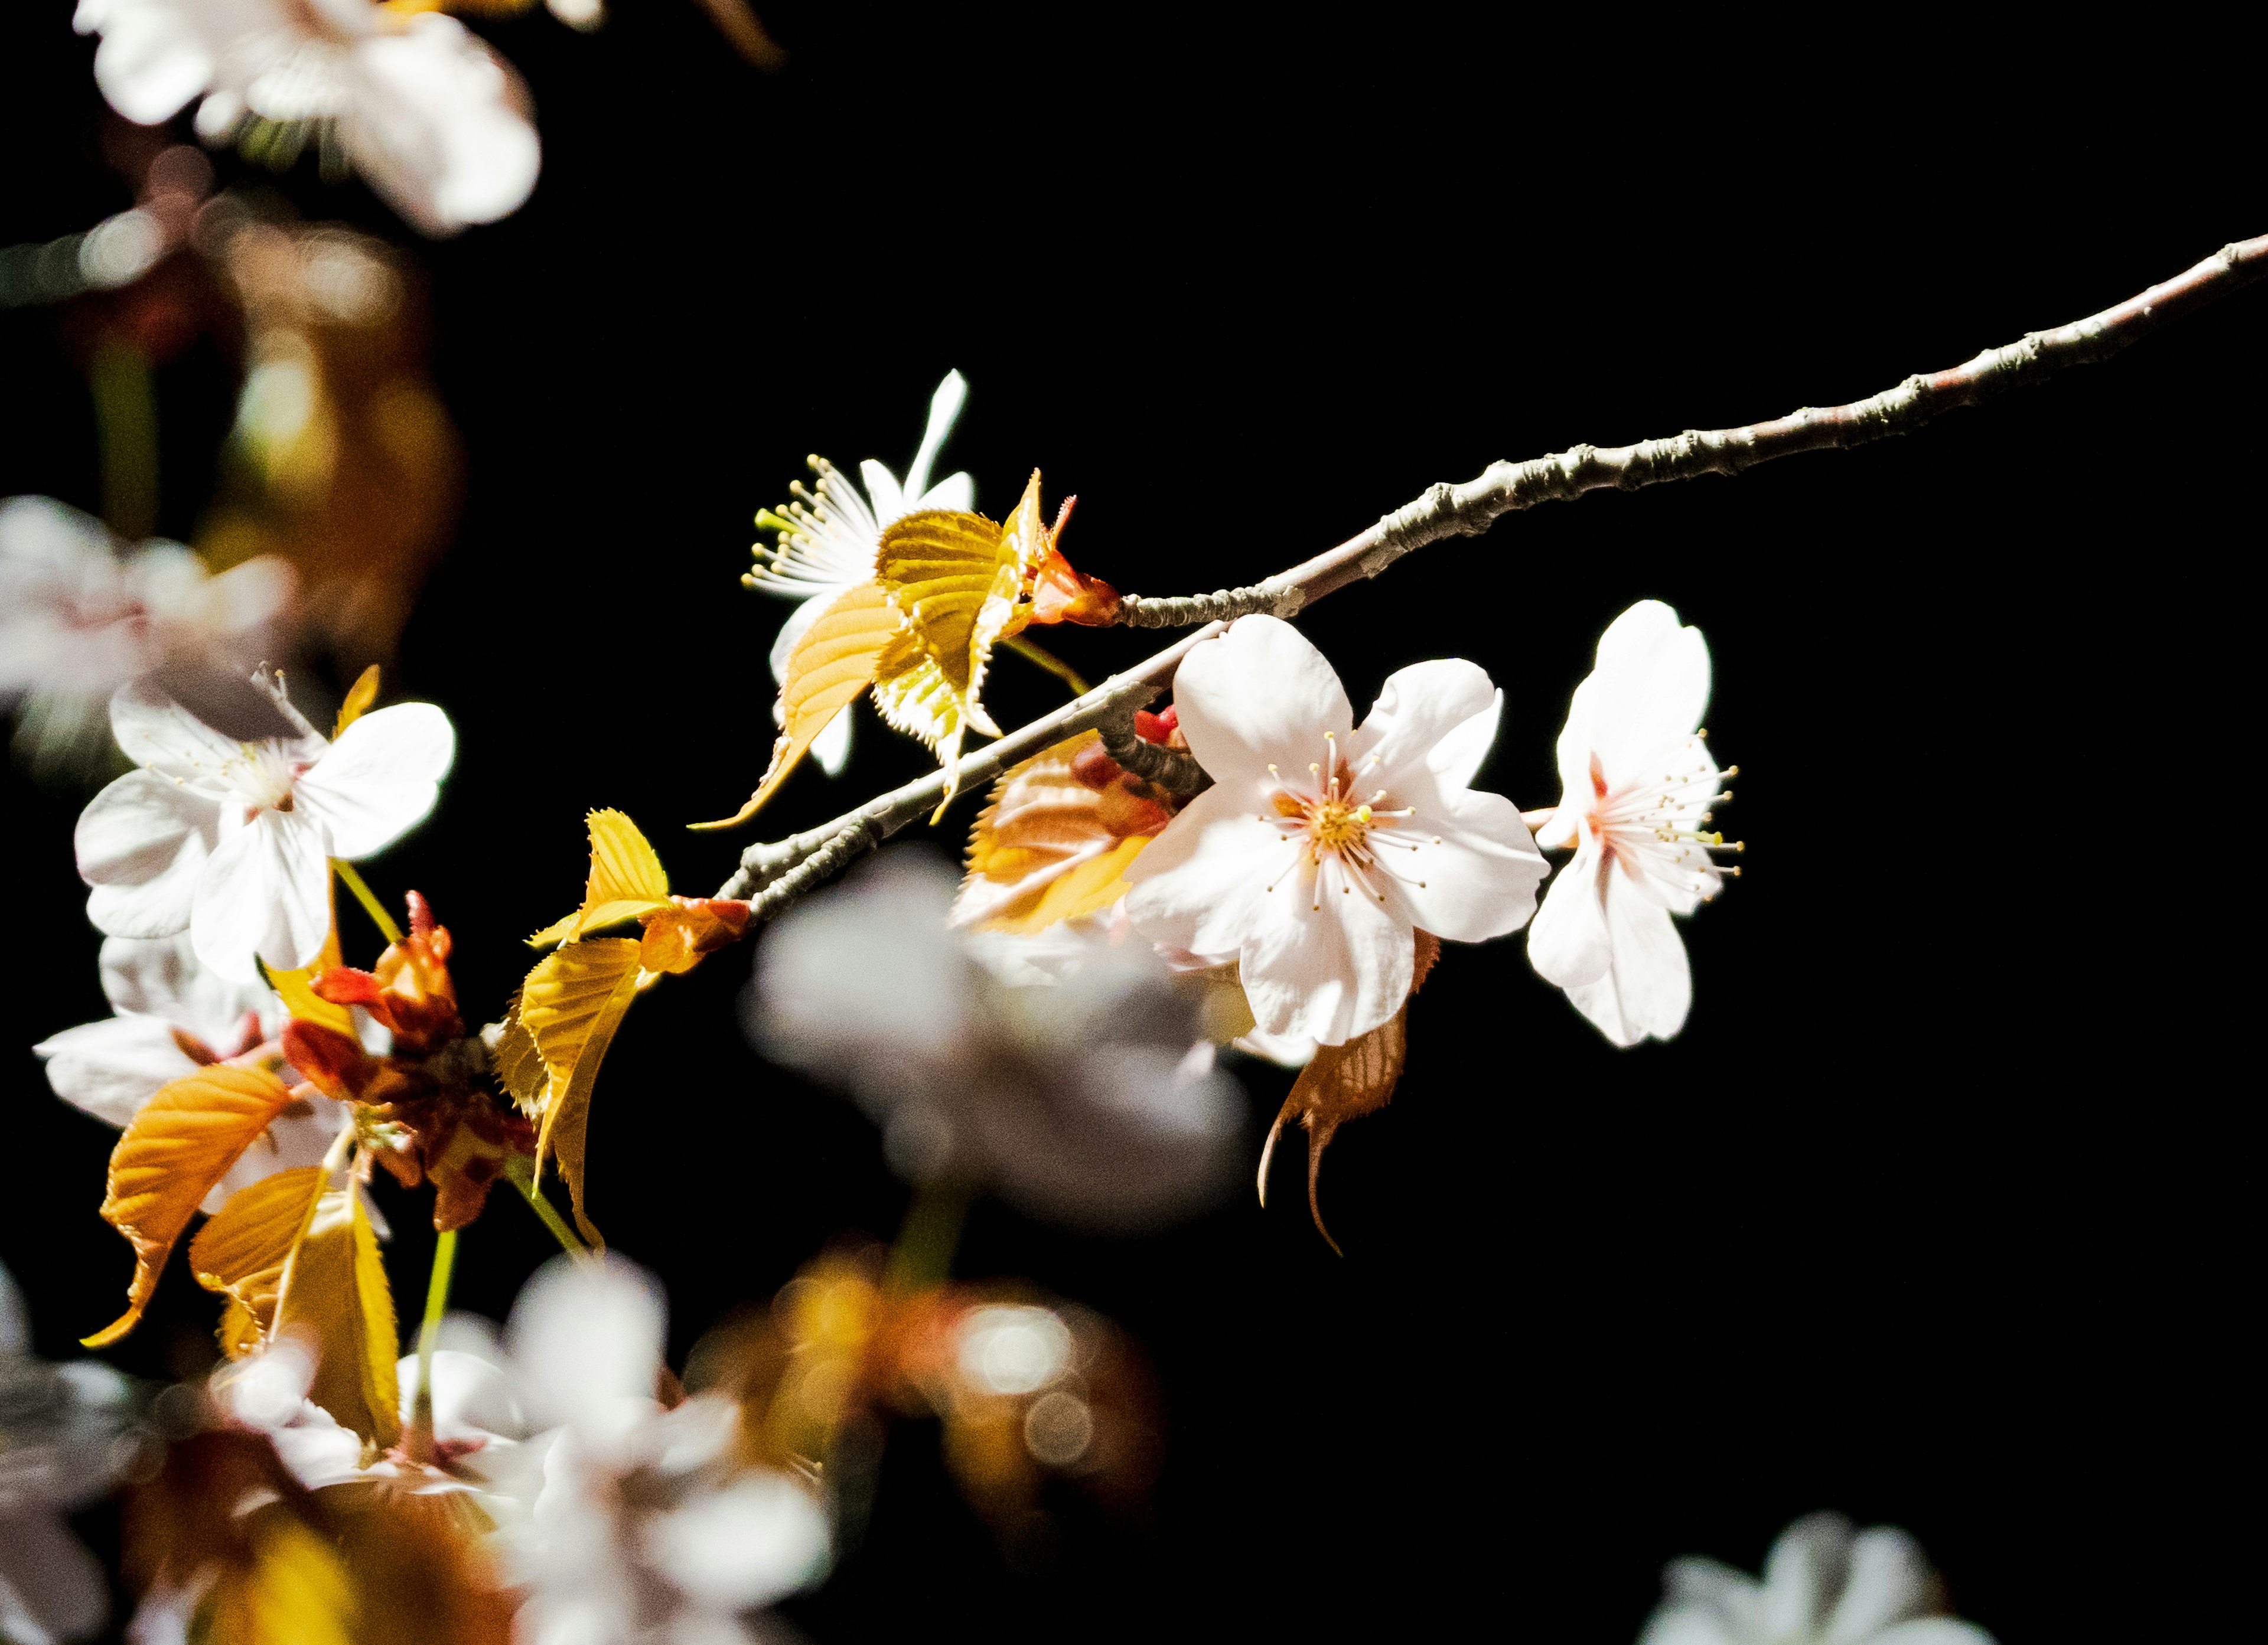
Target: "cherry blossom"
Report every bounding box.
[34,931,353,1214]
[1640,1513,1996,1645]
[73,0,540,237]
[1527,600,1739,1046]
[74,679,455,984]
[1124,615,1546,1047]
[753,851,1241,1231]
[744,370,973,774]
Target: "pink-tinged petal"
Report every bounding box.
[1171,615,1353,785]
[1526,836,1612,990]
[34,1013,195,1128]
[1871,1623,1997,1645]
[77,771,217,938]
[1123,783,1280,960]
[205,1094,351,1213]
[295,700,454,858]
[1379,779,1545,942]
[1824,1528,1934,1643]
[1563,872,1692,1046]
[1762,1515,1853,1640]
[343,17,540,234]
[97,931,265,1042]
[1239,856,1411,1046]
[108,680,253,789]
[79,0,214,126]
[1583,600,1711,791]
[191,808,332,983]
[1353,658,1498,789]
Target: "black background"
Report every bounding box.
[2,5,2255,1641]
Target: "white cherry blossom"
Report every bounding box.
[73,0,540,237]
[745,371,973,775]
[1124,615,1546,1047]
[1640,1512,1995,1645]
[1527,600,1739,1046]
[34,932,351,1213]
[74,678,455,985]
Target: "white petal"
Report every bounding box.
[1380,777,1545,943]
[1239,854,1412,1046]
[1353,658,1498,788]
[1582,600,1711,792]
[1872,1623,1997,1645]
[77,770,217,938]
[1430,687,1502,792]
[81,0,214,126]
[294,700,454,858]
[342,16,539,235]
[767,592,832,683]
[858,460,907,526]
[99,931,265,1042]
[901,369,968,502]
[107,680,252,789]
[0,1511,108,1644]
[1170,615,1353,785]
[810,699,854,775]
[642,1471,829,1611]
[919,472,975,514]
[506,1253,667,1433]
[204,1095,351,1213]
[1526,837,1613,990]
[34,1014,194,1127]
[1122,783,1283,960]
[1826,1527,1935,1642]
[1662,1555,1768,1630]
[190,808,333,983]
[396,1346,527,1446]
[1562,867,1692,1046]
[1762,1513,1855,1640]
[1635,1610,1741,1645]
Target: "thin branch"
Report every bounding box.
[716,234,2266,904]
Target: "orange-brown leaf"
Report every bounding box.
[85,1064,299,1347]
[637,896,752,975]
[695,582,900,830]
[1258,1007,1410,1256]
[957,729,1175,932]
[188,1165,327,1359]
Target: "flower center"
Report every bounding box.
[1305,795,1372,854]
[1260,731,1432,910]
[1584,739,1744,895]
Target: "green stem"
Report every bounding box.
[1003,634,1091,696]
[883,1179,972,1296]
[89,337,158,543]
[332,860,404,945]
[507,1153,588,1256]
[408,1227,457,1460]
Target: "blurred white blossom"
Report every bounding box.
[1126,615,1544,1047]
[34,931,351,1214]
[1641,1513,1995,1645]
[74,678,454,983]
[754,851,1242,1231]
[0,496,292,773]
[0,1264,139,1645]
[1529,600,1737,1046]
[73,0,540,237]
[746,370,973,775]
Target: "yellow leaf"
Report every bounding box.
[334,664,381,736]
[957,730,1177,932]
[272,1186,401,1450]
[519,938,643,1245]
[85,1065,299,1348]
[189,1165,327,1359]
[489,993,548,1119]
[202,1513,359,1645]
[527,808,673,945]
[695,581,902,830]
[263,896,352,1036]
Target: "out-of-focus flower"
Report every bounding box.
[690,1246,1159,1548]
[1125,614,1544,1047]
[1527,600,1740,1046]
[74,0,540,237]
[0,495,292,775]
[1640,1513,1996,1645]
[34,931,353,1215]
[0,1264,139,1645]
[505,1255,829,1644]
[753,850,1241,1232]
[74,677,454,984]
[746,371,973,776]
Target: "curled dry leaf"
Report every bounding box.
[1258,931,1442,1254]
[517,937,644,1244]
[85,1063,299,1347]
[956,729,1177,935]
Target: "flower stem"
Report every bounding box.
[883,1179,972,1296]
[407,1226,457,1462]
[506,1153,588,1257]
[332,860,404,946]
[1004,634,1091,696]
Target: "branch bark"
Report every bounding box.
[718,233,2266,902]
